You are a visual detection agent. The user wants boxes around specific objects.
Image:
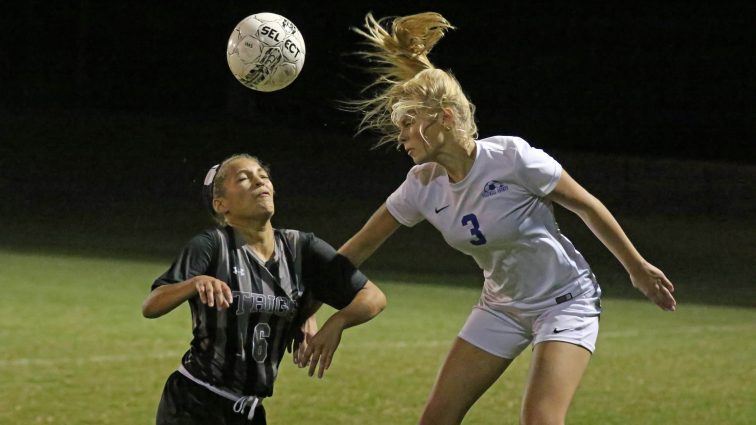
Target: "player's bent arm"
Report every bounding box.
[339,204,401,267]
[142,280,197,319]
[546,170,676,311]
[142,275,233,319]
[303,281,387,378]
[328,281,387,329]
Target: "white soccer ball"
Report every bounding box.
[226,13,306,92]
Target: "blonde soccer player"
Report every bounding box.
[338,12,676,425]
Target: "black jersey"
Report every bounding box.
[152,226,367,397]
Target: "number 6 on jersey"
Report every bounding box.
[252,323,271,363]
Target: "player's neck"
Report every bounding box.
[235,221,276,261]
[437,143,477,183]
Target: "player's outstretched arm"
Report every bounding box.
[301,281,386,378]
[339,203,401,267]
[546,170,677,311]
[142,275,234,318]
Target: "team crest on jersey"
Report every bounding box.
[232,266,246,277]
[482,180,509,198]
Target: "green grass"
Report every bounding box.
[0,249,754,424]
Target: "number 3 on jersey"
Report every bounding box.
[462,213,487,245]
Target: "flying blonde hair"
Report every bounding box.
[349,12,478,150]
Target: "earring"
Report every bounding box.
[444,125,451,131]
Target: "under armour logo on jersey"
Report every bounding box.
[233,266,246,277]
[482,180,509,198]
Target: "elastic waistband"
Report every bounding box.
[177,365,262,421]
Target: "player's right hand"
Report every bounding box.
[192,275,233,310]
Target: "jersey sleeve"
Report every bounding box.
[511,137,563,196]
[151,231,217,290]
[385,171,425,227]
[302,234,368,309]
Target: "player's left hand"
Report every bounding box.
[301,317,345,379]
[291,315,318,367]
[630,261,677,311]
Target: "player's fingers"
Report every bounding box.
[295,341,308,367]
[213,285,226,309]
[206,285,215,307]
[650,283,667,307]
[318,352,333,379]
[308,351,321,377]
[216,291,228,309]
[301,345,314,367]
[197,283,208,304]
[658,286,676,311]
[642,283,661,305]
[660,275,674,293]
[294,340,306,365]
[221,283,234,306]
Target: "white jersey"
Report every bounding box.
[386,136,598,313]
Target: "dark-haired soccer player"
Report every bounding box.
[142,154,386,425]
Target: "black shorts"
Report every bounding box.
[156,371,266,425]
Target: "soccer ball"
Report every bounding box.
[226,13,306,92]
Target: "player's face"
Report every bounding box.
[216,158,275,223]
[397,111,445,164]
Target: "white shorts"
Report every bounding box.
[458,290,601,359]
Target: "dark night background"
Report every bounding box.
[1,1,754,304]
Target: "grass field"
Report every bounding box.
[1,249,754,425]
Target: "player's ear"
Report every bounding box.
[212,197,227,214]
[440,107,455,128]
